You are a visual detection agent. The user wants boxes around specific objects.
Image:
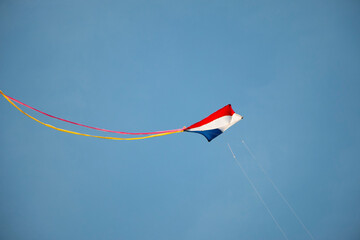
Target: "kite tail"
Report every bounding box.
[1,91,184,135]
[0,90,184,140]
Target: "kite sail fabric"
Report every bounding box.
[184,104,243,142]
[0,90,242,141]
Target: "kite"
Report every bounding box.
[0,90,243,142]
[184,105,243,141]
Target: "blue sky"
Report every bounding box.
[1,1,359,239]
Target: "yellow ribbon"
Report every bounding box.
[0,90,183,140]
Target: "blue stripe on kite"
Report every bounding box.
[186,129,223,142]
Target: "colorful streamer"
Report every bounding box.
[4,93,183,135]
[0,90,183,140]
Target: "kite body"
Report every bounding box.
[184,104,243,142]
[0,90,242,142]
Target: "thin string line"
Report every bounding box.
[227,144,289,240]
[241,139,315,240]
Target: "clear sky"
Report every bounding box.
[1,1,359,239]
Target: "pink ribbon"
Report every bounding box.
[6,94,184,135]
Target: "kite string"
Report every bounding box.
[0,91,184,135]
[227,144,289,240]
[0,91,183,140]
[241,139,315,240]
